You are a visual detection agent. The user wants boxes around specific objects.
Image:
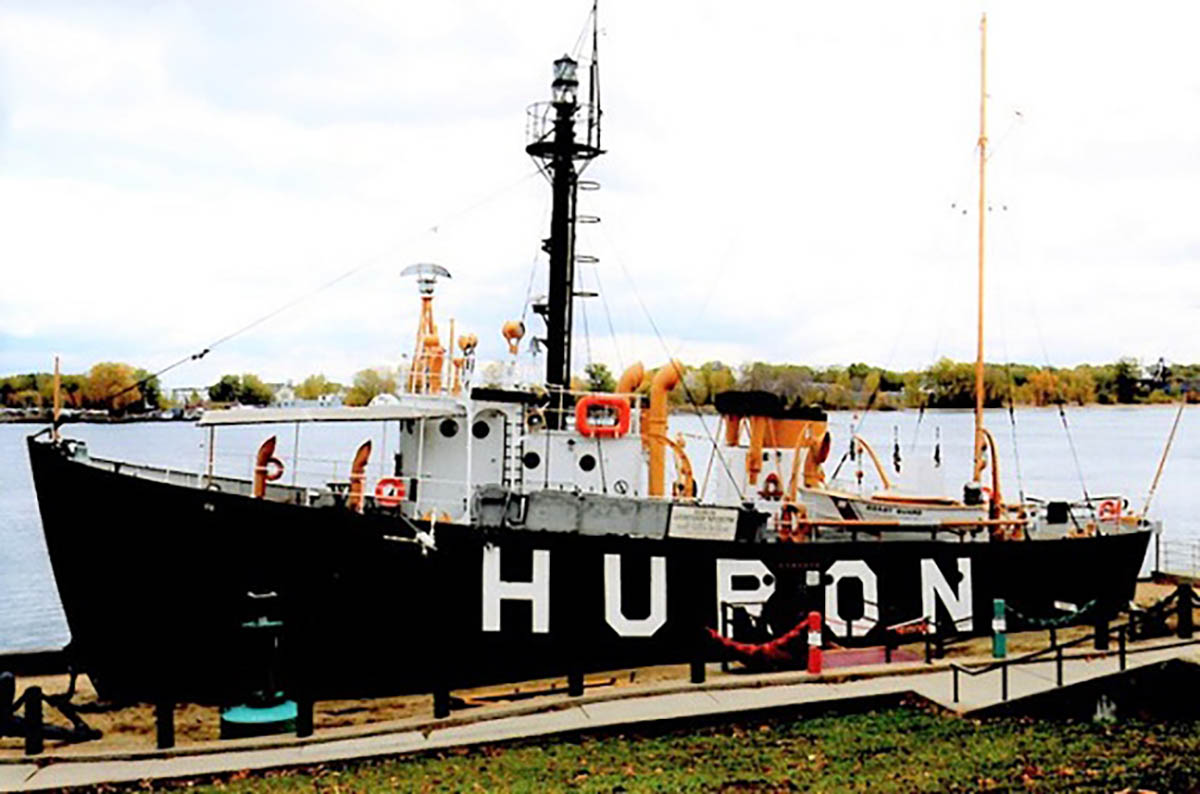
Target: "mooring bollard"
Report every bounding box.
[567,670,584,698]
[155,700,174,750]
[1177,584,1194,639]
[295,693,314,738]
[806,611,822,674]
[691,624,707,684]
[25,686,43,757]
[433,686,450,719]
[1094,617,1109,651]
[992,598,1007,659]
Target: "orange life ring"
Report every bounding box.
[575,395,632,438]
[981,486,993,503]
[374,477,406,507]
[1098,499,1120,521]
[761,472,783,501]
[776,502,808,542]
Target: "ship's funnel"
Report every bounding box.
[714,391,828,488]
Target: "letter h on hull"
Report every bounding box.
[482,546,550,633]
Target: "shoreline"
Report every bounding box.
[1,402,1187,426]
[0,415,192,425]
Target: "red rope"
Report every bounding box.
[706,618,809,664]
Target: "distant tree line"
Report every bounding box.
[577,357,1198,410]
[0,363,164,413]
[6,357,1193,415]
[205,367,397,407]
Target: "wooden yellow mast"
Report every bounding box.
[52,355,62,442]
[973,13,988,483]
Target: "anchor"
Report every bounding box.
[0,669,102,755]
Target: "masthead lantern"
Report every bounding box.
[551,54,579,105]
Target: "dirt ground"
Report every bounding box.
[0,664,692,757]
[1,581,1189,758]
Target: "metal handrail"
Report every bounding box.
[950,621,1200,704]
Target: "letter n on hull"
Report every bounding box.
[921,558,973,634]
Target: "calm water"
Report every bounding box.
[2,404,1196,653]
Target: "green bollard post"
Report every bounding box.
[992,598,1007,659]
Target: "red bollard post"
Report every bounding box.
[806,611,823,674]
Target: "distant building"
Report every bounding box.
[273,386,297,407]
[317,392,344,407]
[169,387,206,406]
[368,393,400,406]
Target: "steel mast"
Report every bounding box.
[526,11,603,409]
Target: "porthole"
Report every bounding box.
[579,454,596,472]
[472,420,490,439]
[522,451,541,469]
[440,419,459,438]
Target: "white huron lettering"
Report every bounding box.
[481,546,550,633]
[715,559,776,635]
[920,558,973,634]
[603,555,668,637]
[824,559,879,637]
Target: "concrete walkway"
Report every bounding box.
[2,639,1195,792]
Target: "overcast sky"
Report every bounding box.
[2,1,1197,388]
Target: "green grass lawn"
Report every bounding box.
[145,705,1200,792]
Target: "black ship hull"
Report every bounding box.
[28,437,1152,703]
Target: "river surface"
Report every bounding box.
[2,405,1196,653]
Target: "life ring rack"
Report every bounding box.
[575,394,632,439]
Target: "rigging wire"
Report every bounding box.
[520,191,553,326]
[660,231,742,366]
[591,265,624,374]
[571,2,597,60]
[996,162,1096,516]
[1056,399,1096,516]
[597,221,745,501]
[578,268,594,369]
[987,205,1026,508]
[1003,363,1027,505]
[109,169,541,403]
[1142,399,1186,519]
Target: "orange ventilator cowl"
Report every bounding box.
[643,360,683,498]
[616,361,645,395]
[502,321,525,355]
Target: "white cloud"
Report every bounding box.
[2,0,1199,388]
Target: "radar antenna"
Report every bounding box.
[402,263,452,393]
